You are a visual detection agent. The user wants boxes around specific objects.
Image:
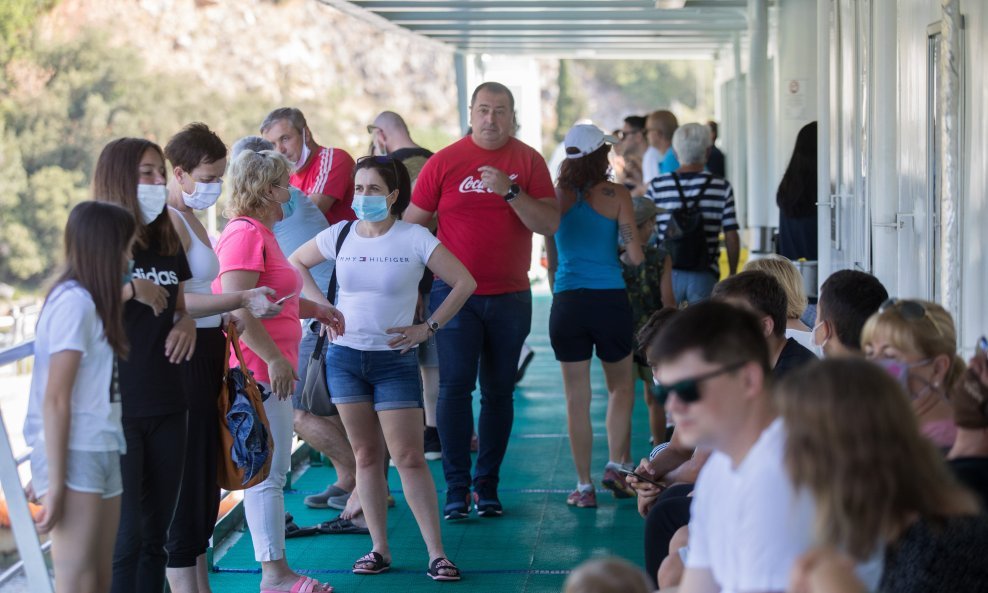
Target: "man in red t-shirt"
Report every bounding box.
[405,82,559,520]
[260,107,356,225]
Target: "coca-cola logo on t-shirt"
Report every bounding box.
[457,173,519,195]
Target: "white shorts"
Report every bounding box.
[30,447,123,499]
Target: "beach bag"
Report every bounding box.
[217,323,273,490]
[300,221,354,416]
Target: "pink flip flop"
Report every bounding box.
[260,575,333,593]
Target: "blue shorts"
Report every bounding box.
[326,344,423,411]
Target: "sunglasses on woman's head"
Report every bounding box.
[356,155,399,181]
[653,361,747,404]
[879,298,944,337]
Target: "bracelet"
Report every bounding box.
[128,280,136,301]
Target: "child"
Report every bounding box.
[622,197,674,445]
[24,201,136,593]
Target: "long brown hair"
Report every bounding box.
[777,358,979,560]
[46,201,135,357]
[92,137,181,255]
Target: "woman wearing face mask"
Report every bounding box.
[162,123,286,593]
[861,299,965,450]
[92,138,198,593]
[290,155,475,581]
[212,149,342,593]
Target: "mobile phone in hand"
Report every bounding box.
[618,467,662,487]
[274,293,296,306]
[977,336,988,360]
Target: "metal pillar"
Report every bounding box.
[746,0,771,253]
[454,52,470,137]
[816,0,832,283]
[940,0,962,317]
[870,0,898,290]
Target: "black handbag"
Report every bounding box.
[300,221,354,416]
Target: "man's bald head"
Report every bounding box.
[373,111,410,135]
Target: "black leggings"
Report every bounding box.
[644,483,694,586]
[166,328,225,568]
[112,411,188,593]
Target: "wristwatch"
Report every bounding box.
[503,183,521,202]
[426,317,441,333]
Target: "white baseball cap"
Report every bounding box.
[563,124,617,159]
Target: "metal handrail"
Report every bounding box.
[0,339,53,593]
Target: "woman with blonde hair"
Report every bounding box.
[213,149,342,593]
[779,358,988,593]
[743,254,815,352]
[860,298,964,449]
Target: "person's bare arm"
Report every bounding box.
[677,568,721,593]
[307,192,338,215]
[220,270,296,398]
[402,203,434,228]
[616,186,644,266]
[478,166,559,236]
[36,349,80,533]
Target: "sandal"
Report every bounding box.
[260,575,333,592]
[352,551,391,575]
[285,518,319,538]
[428,557,461,581]
[318,516,370,535]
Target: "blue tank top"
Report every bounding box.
[553,186,625,293]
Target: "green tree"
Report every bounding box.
[555,60,587,142]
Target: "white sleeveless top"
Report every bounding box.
[172,207,222,328]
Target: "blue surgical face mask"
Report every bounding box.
[282,187,304,219]
[352,194,391,222]
[122,259,134,287]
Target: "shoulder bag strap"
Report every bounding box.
[313,221,356,356]
[671,173,716,209]
[230,217,265,264]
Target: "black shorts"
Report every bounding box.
[549,288,634,363]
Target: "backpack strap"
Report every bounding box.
[313,221,355,356]
[671,173,716,210]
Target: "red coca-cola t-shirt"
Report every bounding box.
[412,136,554,295]
[290,145,357,225]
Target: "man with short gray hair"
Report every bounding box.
[646,123,740,305]
[261,107,356,224]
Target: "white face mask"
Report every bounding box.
[295,129,311,170]
[137,184,167,224]
[182,180,223,210]
[811,321,829,351]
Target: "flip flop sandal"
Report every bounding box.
[352,551,391,575]
[318,517,370,535]
[428,557,461,581]
[260,575,334,593]
[285,519,319,538]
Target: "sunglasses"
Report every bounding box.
[879,298,944,337]
[366,125,380,134]
[356,155,399,181]
[654,361,747,404]
[615,130,642,140]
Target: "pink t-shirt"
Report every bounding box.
[412,136,555,295]
[291,146,357,225]
[213,217,302,383]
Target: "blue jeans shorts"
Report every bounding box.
[30,447,123,499]
[326,344,423,411]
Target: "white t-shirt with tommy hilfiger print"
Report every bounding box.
[315,220,440,351]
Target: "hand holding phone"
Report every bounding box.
[274,293,296,306]
[618,467,662,488]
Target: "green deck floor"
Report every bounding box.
[209,294,652,592]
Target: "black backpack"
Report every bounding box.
[664,173,715,271]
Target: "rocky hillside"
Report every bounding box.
[36,0,463,150]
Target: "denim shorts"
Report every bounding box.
[30,447,123,499]
[326,344,423,411]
